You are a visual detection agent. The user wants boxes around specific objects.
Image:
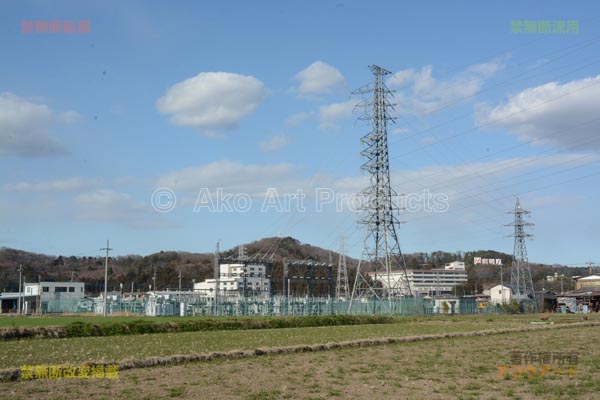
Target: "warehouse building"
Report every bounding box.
[0,281,85,314]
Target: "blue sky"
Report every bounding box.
[1,1,600,266]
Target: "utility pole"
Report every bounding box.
[327,250,332,300]
[178,270,182,302]
[37,274,41,315]
[349,65,412,314]
[100,240,112,317]
[152,267,157,293]
[214,240,220,316]
[500,263,505,304]
[560,274,564,295]
[283,258,288,298]
[17,264,22,316]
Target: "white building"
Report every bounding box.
[25,281,85,300]
[444,261,466,270]
[367,262,468,296]
[23,281,85,313]
[489,284,511,305]
[194,263,270,297]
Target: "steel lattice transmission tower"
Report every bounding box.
[349,65,412,312]
[507,197,535,306]
[336,234,350,300]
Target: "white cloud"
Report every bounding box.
[387,69,415,88]
[476,74,600,150]
[401,153,597,192]
[260,134,291,152]
[156,160,303,197]
[331,153,598,201]
[322,152,597,239]
[0,93,77,157]
[420,136,435,145]
[526,194,586,209]
[2,177,99,192]
[466,59,504,77]
[387,56,509,116]
[391,128,410,135]
[284,111,314,128]
[294,61,345,97]
[75,189,171,228]
[412,66,437,96]
[318,99,357,130]
[156,72,264,133]
[60,110,82,124]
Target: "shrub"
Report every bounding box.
[59,315,397,338]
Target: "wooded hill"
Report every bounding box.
[0,236,591,295]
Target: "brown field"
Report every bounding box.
[2,322,599,400]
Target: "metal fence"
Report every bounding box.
[24,295,525,317]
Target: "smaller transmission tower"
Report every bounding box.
[507,197,535,306]
[336,234,350,300]
[238,244,247,260]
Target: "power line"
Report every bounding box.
[388,36,600,147]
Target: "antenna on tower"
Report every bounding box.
[586,260,595,276]
[506,197,536,310]
[336,234,350,300]
[349,65,412,313]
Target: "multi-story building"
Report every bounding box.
[194,263,270,297]
[367,261,468,297]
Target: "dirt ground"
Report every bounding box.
[3,325,599,400]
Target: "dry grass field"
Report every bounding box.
[1,315,599,399]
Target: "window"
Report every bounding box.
[69,287,75,292]
[42,286,49,292]
[55,287,67,292]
